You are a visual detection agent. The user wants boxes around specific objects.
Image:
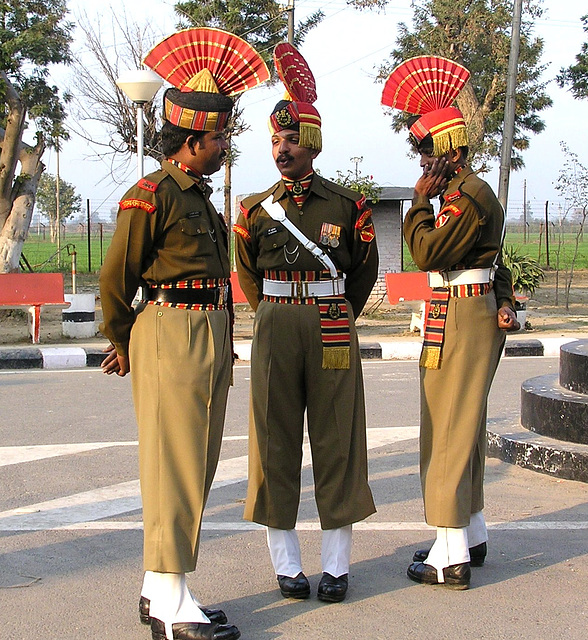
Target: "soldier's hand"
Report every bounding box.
[101,344,130,376]
[414,157,449,199]
[498,307,520,332]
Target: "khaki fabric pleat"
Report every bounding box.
[130,304,231,573]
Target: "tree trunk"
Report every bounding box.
[223,153,233,269]
[0,141,45,273]
[0,73,27,227]
[457,83,485,157]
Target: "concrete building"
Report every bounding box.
[370,186,414,300]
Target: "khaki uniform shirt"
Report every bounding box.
[234,174,378,317]
[99,161,231,356]
[403,166,515,310]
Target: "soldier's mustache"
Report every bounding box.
[277,154,293,163]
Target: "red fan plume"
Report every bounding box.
[273,42,317,104]
[381,55,470,114]
[144,27,270,96]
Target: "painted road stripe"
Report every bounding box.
[0,426,419,531]
[0,442,137,467]
[2,520,588,532]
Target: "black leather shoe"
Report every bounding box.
[150,616,240,640]
[277,572,310,599]
[140,597,228,625]
[412,541,487,567]
[407,561,471,590]
[317,572,348,603]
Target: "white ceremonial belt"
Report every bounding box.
[427,268,492,287]
[263,277,346,298]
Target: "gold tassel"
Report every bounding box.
[322,347,350,370]
[299,123,322,151]
[419,345,442,369]
[432,126,469,157]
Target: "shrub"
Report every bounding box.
[502,244,545,296]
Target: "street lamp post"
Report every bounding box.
[116,69,163,179]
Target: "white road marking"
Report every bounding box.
[3,426,586,534]
[0,427,417,531]
[0,442,137,467]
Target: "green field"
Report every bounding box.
[23,225,588,274]
[23,228,112,274]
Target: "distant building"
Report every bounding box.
[370,186,414,300]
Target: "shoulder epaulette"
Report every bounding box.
[239,183,280,217]
[137,169,166,191]
[319,178,365,205]
[137,178,159,192]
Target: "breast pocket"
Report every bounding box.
[258,224,290,253]
[178,216,216,255]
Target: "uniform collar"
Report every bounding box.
[273,172,329,203]
[162,160,212,196]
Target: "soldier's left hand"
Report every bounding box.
[498,307,520,332]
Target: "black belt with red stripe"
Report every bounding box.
[143,287,223,305]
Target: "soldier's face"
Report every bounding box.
[271,129,319,179]
[192,131,229,176]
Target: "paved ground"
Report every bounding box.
[1,356,587,639]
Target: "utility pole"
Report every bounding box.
[287,0,294,44]
[56,146,61,269]
[523,179,527,243]
[545,201,550,267]
[497,0,523,212]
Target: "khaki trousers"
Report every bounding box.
[244,300,376,530]
[129,304,231,573]
[420,293,505,528]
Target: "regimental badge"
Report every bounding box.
[435,213,450,228]
[320,222,341,248]
[292,181,304,196]
[275,107,294,127]
[359,222,375,243]
[328,302,341,319]
[431,303,441,319]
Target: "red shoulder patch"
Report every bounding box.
[444,190,461,203]
[439,204,463,217]
[435,213,450,228]
[233,223,251,242]
[355,208,373,230]
[138,179,158,192]
[239,201,251,219]
[359,222,375,243]
[355,195,367,210]
[119,198,156,214]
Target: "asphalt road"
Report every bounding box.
[1,357,587,640]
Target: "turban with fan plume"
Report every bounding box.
[144,27,270,132]
[381,55,471,157]
[269,43,321,151]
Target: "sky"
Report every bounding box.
[42,0,588,223]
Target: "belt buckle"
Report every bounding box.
[296,281,303,301]
[217,285,227,306]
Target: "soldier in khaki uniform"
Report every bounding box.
[382,56,519,590]
[100,28,269,640]
[233,44,378,603]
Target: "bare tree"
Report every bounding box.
[67,9,165,178]
[555,143,588,309]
